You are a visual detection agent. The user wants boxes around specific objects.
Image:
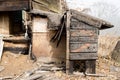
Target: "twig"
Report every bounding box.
[85,73,107,77]
[0,76,14,80]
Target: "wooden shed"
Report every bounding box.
[0,0,113,74]
[66,10,113,73]
[30,9,113,74]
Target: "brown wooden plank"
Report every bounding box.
[32,0,61,13]
[86,60,96,74]
[0,38,4,61]
[70,9,113,30]
[70,43,97,53]
[70,20,95,30]
[0,0,29,11]
[70,36,97,43]
[69,61,74,74]
[70,53,97,60]
[70,9,102,28]
[70,29,98,37]
[66,11,71,74]
[0,13,9,35]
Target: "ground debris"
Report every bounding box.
[0,66,4,72]
[0,76,14,80]
[14,62,64,80]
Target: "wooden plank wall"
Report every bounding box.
[0,13,9,35]
[32,0,61,13]
[68,18,98,74]
[70,19,98,60]
[0,0,29,11]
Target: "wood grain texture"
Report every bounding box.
[70,20,94,30]
[70,9,113,29]
[70,36,97,43]
[32,0,61,13]
[70,53,97,60]
[0,13,9,35]
[70,43,97,53]
[66,11,71,74]
[70,29,98,37]
[86,60,96,74]
[0,0,29,11]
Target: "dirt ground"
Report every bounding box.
[0,51,120,80]
[0,51,37,77]
[0,36,120,80]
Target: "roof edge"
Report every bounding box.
[70,9,114,30]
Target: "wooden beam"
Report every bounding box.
[85,60,96,74]
[70,9,101,28]
[0,38,4,61]
[0,0,29,11]
[69,61,74,74]
[70,53,98,60]
[66,11,71,74]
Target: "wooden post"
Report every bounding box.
[69,61,74,74]
[66,11,71,74]
[85,60,96,74]
[0,36,4,61]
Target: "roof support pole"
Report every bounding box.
[66,11,71,74]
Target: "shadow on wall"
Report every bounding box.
[32,30,66,63]
[48,31,66,63]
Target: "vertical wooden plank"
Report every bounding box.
[85,60,96,74]
[66,11,71,74]
[69,61,74,74]
[0,37,4,61]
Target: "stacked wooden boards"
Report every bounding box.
[69,19,98,60]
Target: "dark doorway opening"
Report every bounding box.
[9,11,25,35]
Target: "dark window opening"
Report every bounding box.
[9,11,25,35]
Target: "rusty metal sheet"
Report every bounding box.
[70,43,97,53]
[70,53,97,60]
[70,36,97,43]
[0,0,29,11]
[70,29,98,37]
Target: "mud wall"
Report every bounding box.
[32,16,66,63]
